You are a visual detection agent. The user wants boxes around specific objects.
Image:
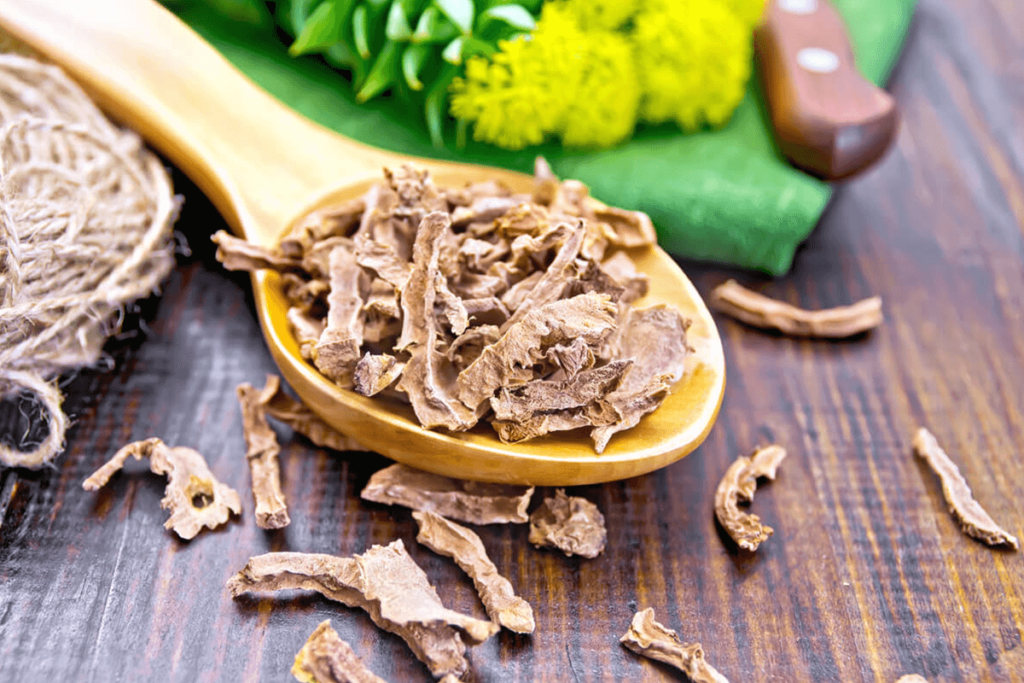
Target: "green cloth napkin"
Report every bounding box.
[174,1,915,274]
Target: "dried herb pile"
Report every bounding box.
[214,158,690,452]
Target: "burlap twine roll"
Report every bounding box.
[0,51,177,469]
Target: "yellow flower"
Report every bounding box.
[633,0,751,131]
[450,3,639,149]
[561,0,640,31]
[724,0,768,29]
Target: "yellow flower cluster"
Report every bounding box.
[449,0,766,150]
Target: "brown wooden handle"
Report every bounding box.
[754,0,899,181]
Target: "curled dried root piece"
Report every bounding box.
[913,428,1018,550]
[83,438,240,540]
[237,376,289,529]
[528,489,607,558]
[228,541,498,678]
[291,620,389,683]
[710,279,883,338]
[620,608,729,683]
[212,230,301,273]
[361,463,533,525]
[714,445,787,552]
[414,510,535,634]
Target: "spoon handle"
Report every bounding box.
[754,0,899,181]
[0,0,383,244]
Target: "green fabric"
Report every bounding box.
[174,1,915,274]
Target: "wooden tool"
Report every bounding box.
[755,0,899,180]
[0,0,724,485]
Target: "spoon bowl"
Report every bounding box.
[1,0,725,484]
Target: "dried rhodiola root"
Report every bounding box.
[710,279,883,338]
[529,489,607,558]
[414,510,535,634]
[621,608,730,683]
[713,445,787,552]
[83,438,241,540]
[292,620,388,683]
[237,376,290,529]
[228,540,498,678]
[361,463,534,525]
[213,160,690,452]
[912,428,1019,550]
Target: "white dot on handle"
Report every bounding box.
[778,0,818,14]
[797,47,840,74]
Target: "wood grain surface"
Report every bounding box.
[2,0,1023,681]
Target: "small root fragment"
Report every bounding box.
[620,608,729,683]
[710,279,882,338]
[913,428,1018,549]
[713,445,787,552]
[528,489,606,558]
[237,376,290,529]
[414,510,535,633]
[228,540,498,678]
[291,620,389,683]
[83,438,240,540]
[361,463,533,525]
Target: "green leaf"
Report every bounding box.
[352,5,371,58]
[356,40,402,102]
[412,6,460,43]
[366,0,390,11]
[479,4,535,31]
[205,0,272,27]
[289,0,320,35]
[385,1,413,41]
[441,36,464,64]
[401,43,432,90]
[325,40,360,69]
[462,35,496,58]
[433,0,473,34]
[289,1,344,56]
[425,63,459,146]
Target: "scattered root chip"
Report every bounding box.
[237,376,290,529]
[414,510,535,634]
[292,620,389,683]
[261,377,372,453]
[83,437,241,540]
[713,445,787,552]
[528,489,606,558]
[361,463,534,525]
[912,428,1019,550]
[228,541,497,678]
[620,608,729,683]
[212,230,302,273]
[710,279,883,338]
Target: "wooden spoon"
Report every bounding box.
[0,0,724,485]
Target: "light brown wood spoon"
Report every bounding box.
[0,0,724,485]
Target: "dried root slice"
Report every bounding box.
[212,230,301,273]
[354,353,405,397]
[261,378,371,453]
[528,489,606,558]
[314,246,366,387]
[228,541,498,678]
[83,438,241,540]
[913,428,1019,549]
[714,445,787,552]
[237,376,290,529]
[362,463,534,525]
[620,608,729,683]
[710,279,882,338]
[414,511,535,634]
[292,620,389,683]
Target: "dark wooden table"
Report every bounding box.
[2,1,1023,681]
